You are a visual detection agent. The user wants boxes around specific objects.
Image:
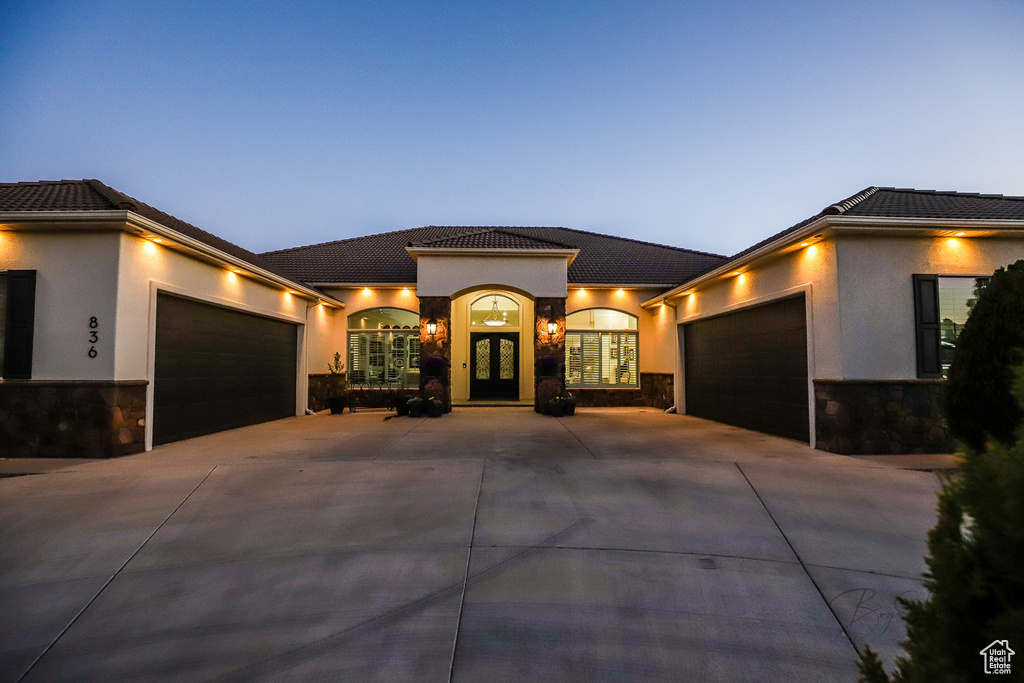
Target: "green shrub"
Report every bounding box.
[858,367,1024,682]
[945,260,1024,451]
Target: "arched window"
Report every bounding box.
[347,308,420,389]
[565,308,638,388]
[470,294,520,327]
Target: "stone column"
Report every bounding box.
[534,297,566,413]
[419,296,452,412]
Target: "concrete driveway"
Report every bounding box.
[0,408,941,682]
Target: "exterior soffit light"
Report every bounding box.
[954,231,966,237]
[800,242,809,247]
[732,271,741,276]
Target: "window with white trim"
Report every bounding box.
[347,308,420,389]
[565,308,638,388]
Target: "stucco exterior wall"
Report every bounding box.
[416,254,569,298]
[0,230,122,380]
[320,286,419,377]
[834,235,1024,380]
[567,287,677,375]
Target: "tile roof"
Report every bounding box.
[0,179,306,286]
[410,227,577,250]
[263,226,728,285]
[841,187,1024,220]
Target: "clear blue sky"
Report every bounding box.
[2,1,1022,256]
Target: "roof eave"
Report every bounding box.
[405,246,580,265]
[0,210,343,307]
[641,214,1024,308]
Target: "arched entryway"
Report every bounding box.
[450,289,535,403]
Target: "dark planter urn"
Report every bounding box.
[408,400,425,418]
[427,399,444,418]
[395,399,410,417]
[547,399,565,417]
[563,401,576,416]
[326,396,348,414]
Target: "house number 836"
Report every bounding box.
[88,317,99,358]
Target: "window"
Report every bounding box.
[347,308,420,389]
[914,275,988,378]
[565,308,638,388]
[0,272,6,374]
[470,294,520,327]
[1,270,36,379]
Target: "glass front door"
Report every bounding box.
[470,332,519,399]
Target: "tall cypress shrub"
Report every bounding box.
[944,260,1024,450]
[857,258,1024,681]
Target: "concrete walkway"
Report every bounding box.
[0,409,942,681]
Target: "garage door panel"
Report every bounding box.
[154,294,297,445]
[684,295,809,442]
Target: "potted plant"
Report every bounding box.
[426,397,444,418]
[407,396,426,417]
[557,392,577,416]
[547,396,566,417]
[323,352,347,413]
[326,394,348,414]
[395,397,410,416]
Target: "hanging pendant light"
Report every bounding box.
[483,295,506,326]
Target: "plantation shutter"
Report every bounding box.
[913,274,941,378]
[581,332,601,384]
[3,270,36,379]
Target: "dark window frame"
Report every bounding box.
[2,270,36,379]
[913,273,989,379]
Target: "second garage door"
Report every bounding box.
[154,294,298,445]
[684,294,809,442]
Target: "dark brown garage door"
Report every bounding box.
[684,294,809,442]
[154,294,298,445]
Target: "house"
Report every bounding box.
[2,180,1023,457]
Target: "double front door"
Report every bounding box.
[470,332,519,399]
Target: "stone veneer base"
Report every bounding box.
[574,373,674,409]
[307,373,348,412]
[814,379,955,455]
[0,380,148,458]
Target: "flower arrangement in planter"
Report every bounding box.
[407,396,426,418]
[535,355,560,377]
[421,355,449,378]
[549,393,577,416]
[426,397,444,418]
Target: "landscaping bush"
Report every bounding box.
[945,260,1024,451]
[857,365,1024,682]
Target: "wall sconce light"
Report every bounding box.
[547,320,558,335]
[426,318,438,337]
